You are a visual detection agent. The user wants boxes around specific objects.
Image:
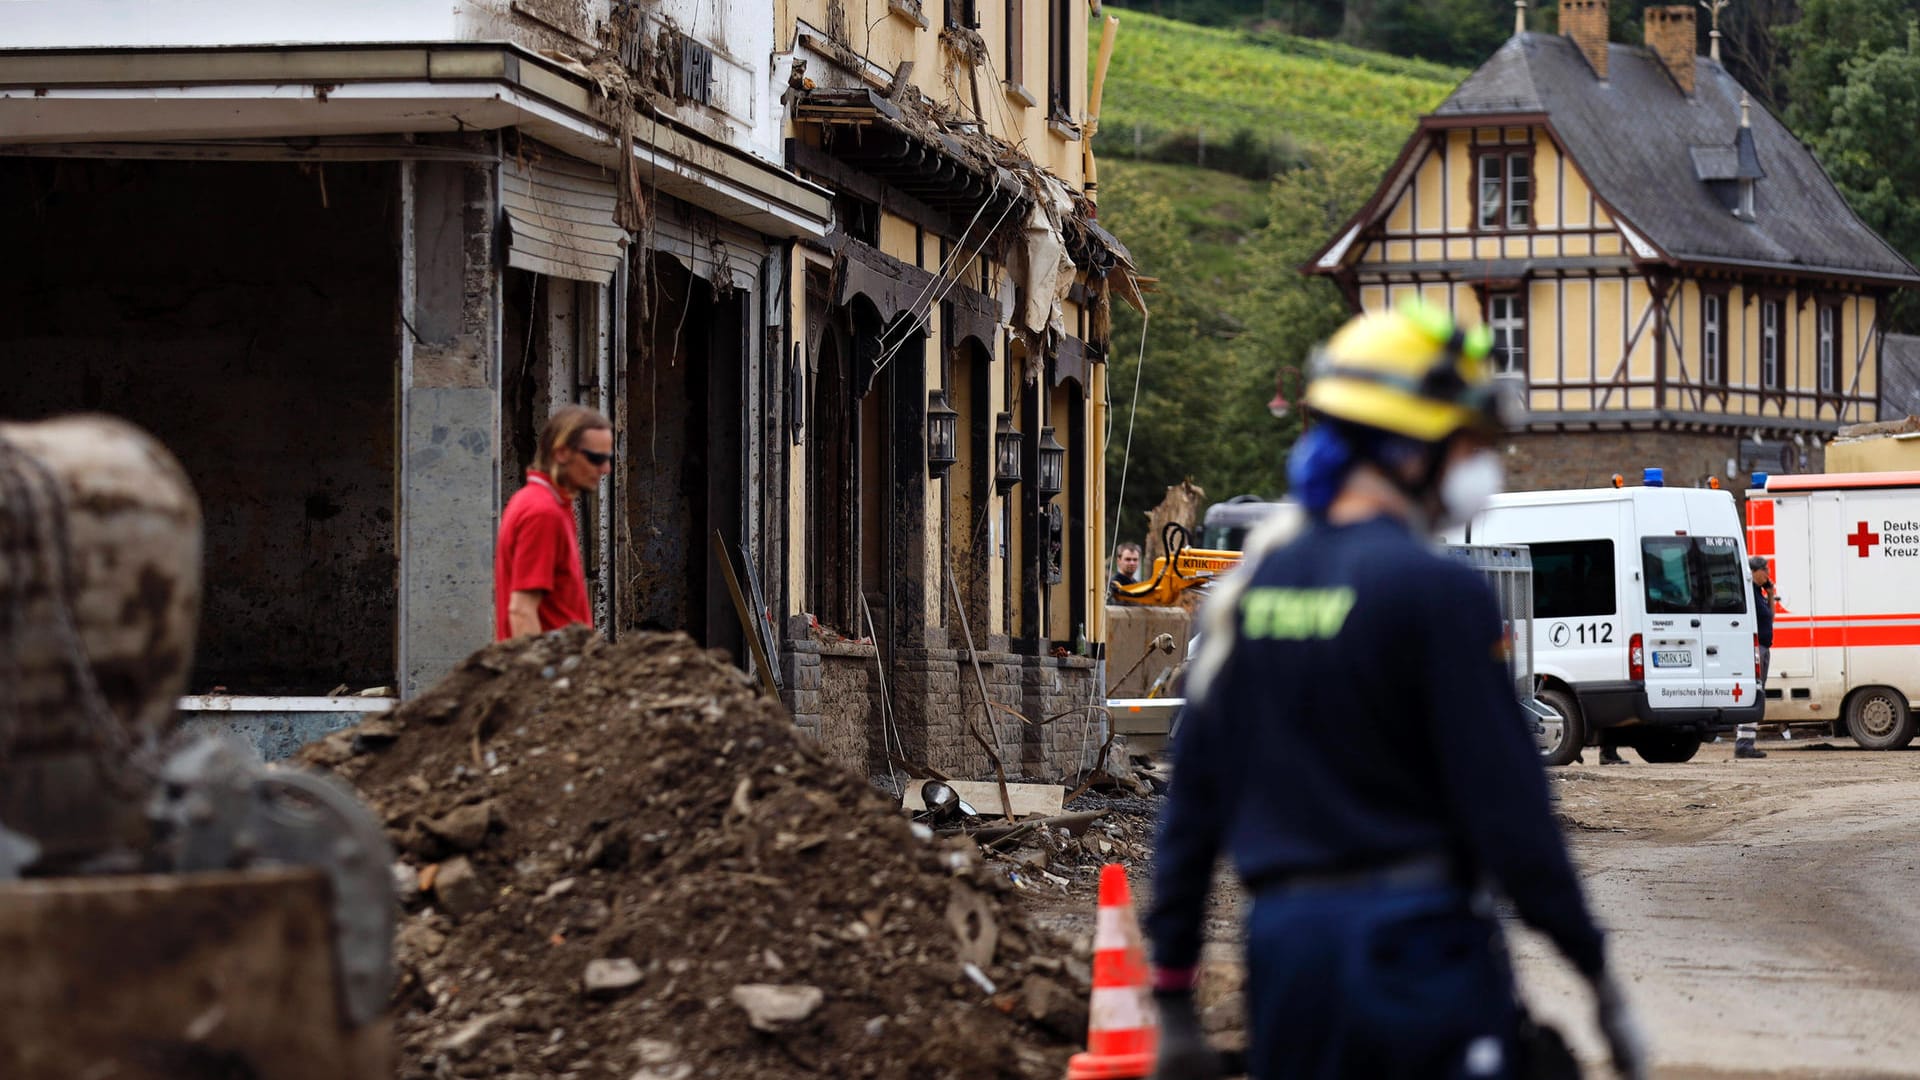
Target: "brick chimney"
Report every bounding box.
[1560,0,1610,80]
[1644,5,1697,94]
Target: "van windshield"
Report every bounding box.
[1641,536,1748,615]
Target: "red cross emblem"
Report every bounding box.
[1732,682,1743,702]
[1848,522,1880,558]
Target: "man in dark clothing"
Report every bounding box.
[1147,303,1646,1080]
[1741,555,1776,759]
[1111,541,1143,594]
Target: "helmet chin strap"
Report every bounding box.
[1360,434,1452,528]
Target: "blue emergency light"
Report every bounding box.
[1751,472,1769,490]
[1643,467,1665,488]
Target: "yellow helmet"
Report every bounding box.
[1301,300,1517,442]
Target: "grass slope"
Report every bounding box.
[1097,10,1465,164]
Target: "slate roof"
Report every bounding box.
[1881,333,1920,419]
[1433,33,1920,284]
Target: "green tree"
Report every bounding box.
[1814,22,1920,270]
[1777,0,1906,134]
[1101,148,1376,539]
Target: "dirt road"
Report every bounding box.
[1511,737,1920,1078]
[1024,736,1920,1077]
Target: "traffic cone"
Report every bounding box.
[1067,863,1158,1079]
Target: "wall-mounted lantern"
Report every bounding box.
[1036,427,1066,501]
[927,388,959,478]
[994,413,1023,494]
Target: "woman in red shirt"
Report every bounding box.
[494,405,611,639]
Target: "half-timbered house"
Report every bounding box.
[1309,0,1920,489]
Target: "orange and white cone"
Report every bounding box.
[1067,863,1159,1079]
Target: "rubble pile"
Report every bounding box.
[305,628,1091,1080]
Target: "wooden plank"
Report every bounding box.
[904,780,1064,819]
[0,868,392,1079]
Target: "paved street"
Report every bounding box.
[1029,738,1920,1077]
[1511,739,1920,1078]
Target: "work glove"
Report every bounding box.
[1590,969,1650,1080]
[1151,990,1225,1080]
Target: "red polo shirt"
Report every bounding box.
[494,472,592,639]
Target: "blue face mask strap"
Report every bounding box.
[1286,424,1355,515]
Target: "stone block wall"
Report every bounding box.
[1504,430,1823,494]
[780,632,1105,781]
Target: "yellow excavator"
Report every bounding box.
[0,416,393,1079]
[1109,523,1245,608]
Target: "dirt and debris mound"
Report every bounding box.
[306,628,1088,1080]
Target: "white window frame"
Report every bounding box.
[1703,294,1723,385]
[1489,293,1526,376]
[1761,300,1780,389]
[1817,305,1837,395]
[1478,155,1503,230]
[1505,152,1531,228]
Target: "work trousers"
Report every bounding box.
[1245,883,1519,1079]
[1739,646,1771,742]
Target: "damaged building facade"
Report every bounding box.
[0,0,1130,778]
[0,1,831,749]
[772,0,1134,778]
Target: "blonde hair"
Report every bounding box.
[533,405,612,475]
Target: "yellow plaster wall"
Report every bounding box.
[1446,131,1472,232]
[1563,163,1592,229]
[1414,144,1443,232]
[1627,278,1655,381]
[1675,279,1700,385]
[1535,139,1562,229]
[1562,280,1591,383]
[1858,296,1879,403]
[1527,279,1558,387]
[1593,278,1623,383]
[1386,186,1414,233]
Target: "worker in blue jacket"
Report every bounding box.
[1147,302,1648,1080]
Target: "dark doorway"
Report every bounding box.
[623,253,745,660]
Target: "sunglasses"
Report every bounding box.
[578,449,613,467]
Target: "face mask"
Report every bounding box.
[1438,449,1505,526]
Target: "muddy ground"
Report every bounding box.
[1023,736,1920,1078]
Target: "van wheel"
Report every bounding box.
[1537,687,1585,767]
[1846,688,1915,750]
[1635,731,1703,764]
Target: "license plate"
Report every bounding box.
[1652,650,1692,667]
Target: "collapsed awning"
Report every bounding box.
[792,86,1023,222]
[502,153,624,284]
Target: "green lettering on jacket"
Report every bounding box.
[1239,587,1356,640]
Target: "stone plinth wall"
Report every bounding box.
[780,633,1104,780]
[1505,430,1824,494]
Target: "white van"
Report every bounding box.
[1456,476,1766,764]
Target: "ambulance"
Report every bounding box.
[1744,471,1920,749]
[1455,472,1766,765]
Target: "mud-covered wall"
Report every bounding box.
[0,158,398,691]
